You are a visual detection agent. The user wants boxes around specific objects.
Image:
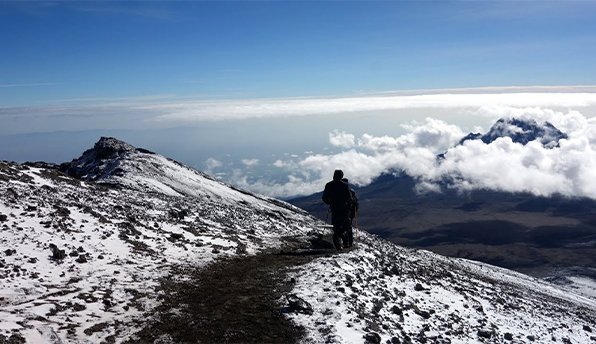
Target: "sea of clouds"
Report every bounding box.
[4,87,596,200]
[235,105,596,199]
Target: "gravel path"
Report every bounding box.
[127,238,336,344]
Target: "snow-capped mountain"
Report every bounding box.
[1,138,595,343]
[459,118,568,148]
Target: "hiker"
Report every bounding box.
[322,170,352,251]
[342,178,359,248]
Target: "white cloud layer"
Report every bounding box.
[236,108,596,200]
[150,90,596,122]
[3,86,596,136]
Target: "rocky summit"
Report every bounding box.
[1,138,595,343]
[459,117,568,148]
[59,136,141,180]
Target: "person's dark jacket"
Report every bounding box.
[322,175,352,214]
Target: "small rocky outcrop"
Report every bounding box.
[59,137,154,180]
[478,328,494,339]
[286,294,314,315]
[92,137,137,160]
[363,332,382,343]
[75,255,88,264]
[414,283,426,291]
[48,243,66,260]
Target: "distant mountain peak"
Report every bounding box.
[460,117,568,148]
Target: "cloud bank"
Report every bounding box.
[150,90,596,122]
[3,86,596,135]
[4,86,596,201]
[236,107,596,200]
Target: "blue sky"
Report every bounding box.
[2,1,596,197]
[2,1,596,106]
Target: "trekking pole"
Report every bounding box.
[354,210,359,244]
[324,207,333,233]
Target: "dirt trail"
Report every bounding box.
[127,237,336,344]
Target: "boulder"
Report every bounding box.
[478,329,493,339]
[363,332,381,344]
[75,255,88,263]
[170,233,184,241]
[286,294,314,315]
[48,243,66,260]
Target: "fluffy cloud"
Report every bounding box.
[241,158,260,167]
[239,109,596,200]
[329,130,355,148]
[357,118,464,153]
[273,160,288,168]
[204,157,223,171]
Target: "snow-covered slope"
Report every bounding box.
[0,151,321,343]
[1,138,595,343]
[288,236,596,343]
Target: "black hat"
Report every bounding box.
[333,169,344,181]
